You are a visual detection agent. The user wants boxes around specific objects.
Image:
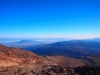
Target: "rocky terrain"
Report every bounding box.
[0,44,100,75]
[0,64,100,75]
[0,44,90,67]
[44,56,90,67]
[0,44,44,67]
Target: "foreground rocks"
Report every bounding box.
[0,64,100,75]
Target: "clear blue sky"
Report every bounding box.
[0,0,100,38]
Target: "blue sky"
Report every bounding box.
[0,0,100,39]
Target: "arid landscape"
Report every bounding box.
[0,44,90,68]
[0,43,100,75]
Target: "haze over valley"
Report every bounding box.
[0,38,100,66]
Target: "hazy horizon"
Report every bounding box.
[0,36,100,39]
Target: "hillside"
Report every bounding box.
[33,40,100,55]
[0,44,100,75]
[32,40,100,66]
[0,44,44,67]
[0,44,89,67]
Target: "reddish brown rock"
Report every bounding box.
[0,44,43,67]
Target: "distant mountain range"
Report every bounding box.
[0,38,100,66]
[84,38,100,42]
[32,40,100,55]
[31,40,100,66]
[0,38,71,48]
[0,38,100,49]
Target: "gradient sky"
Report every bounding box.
[0,0,100,38]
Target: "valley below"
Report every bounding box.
[0,39,100,75]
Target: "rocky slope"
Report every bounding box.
[0,44,90,67]
[0,44,100,75]
[44,56,90,67]
[0,64,100,75]
[0,44,44,67]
